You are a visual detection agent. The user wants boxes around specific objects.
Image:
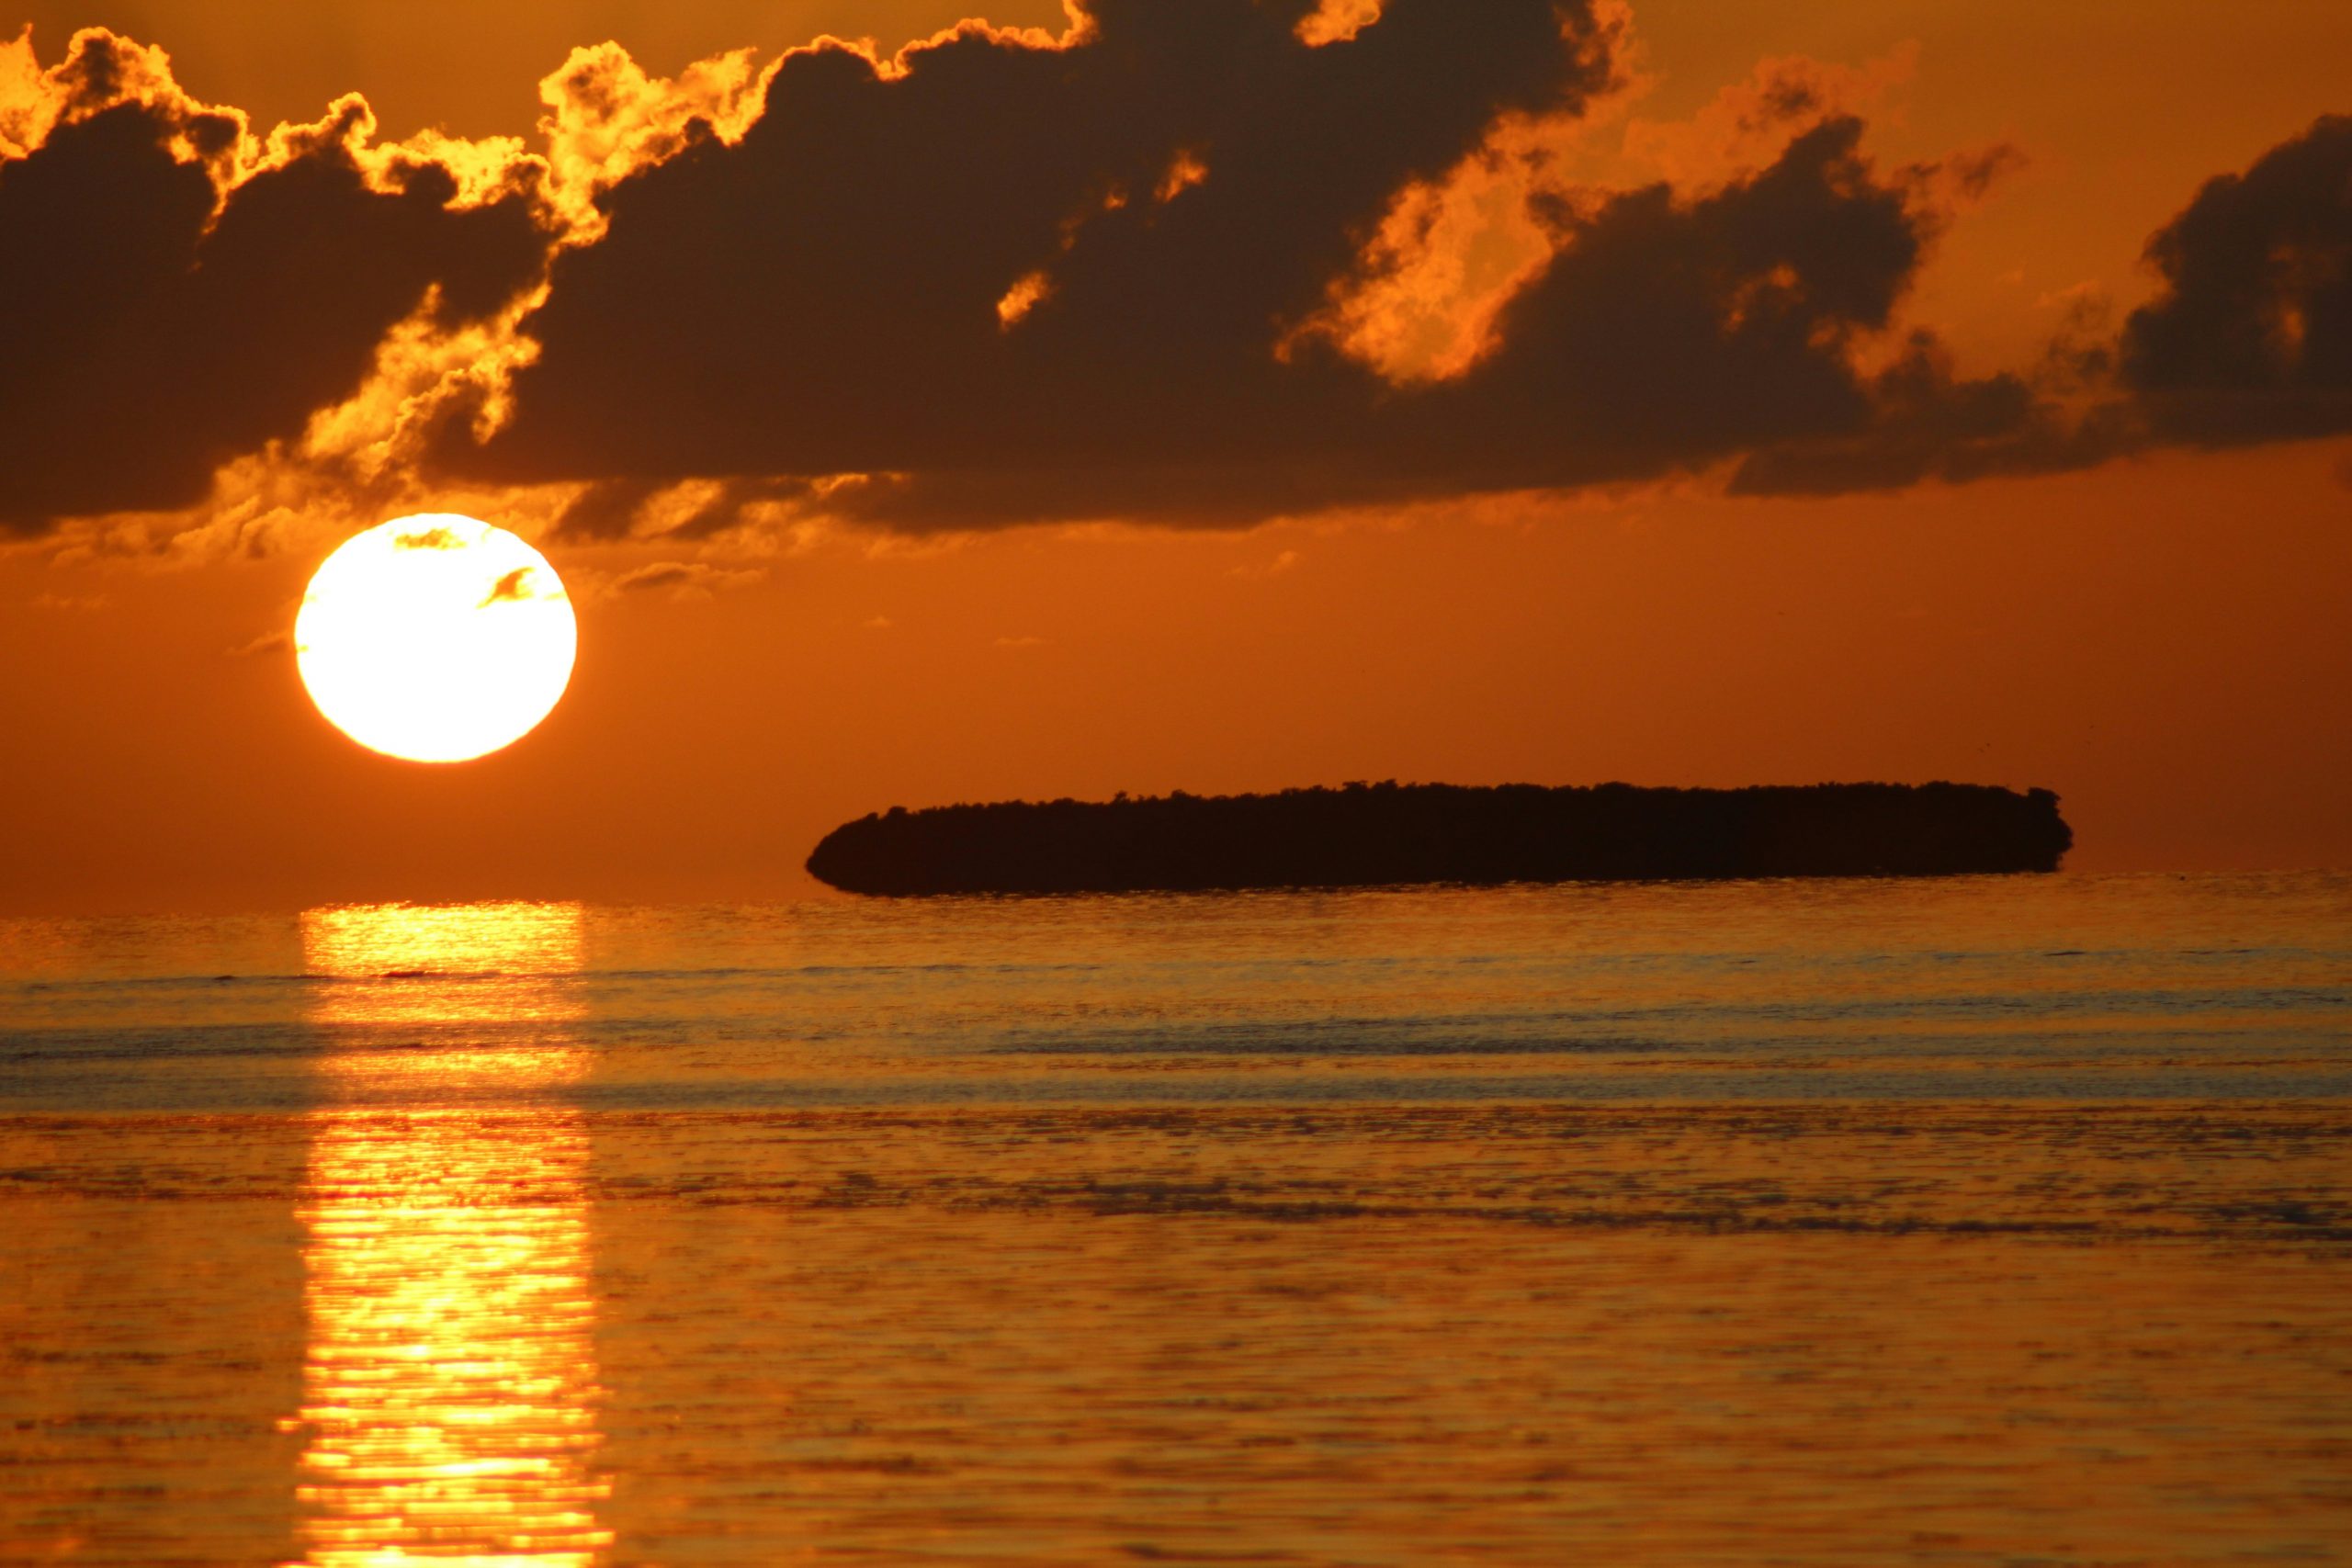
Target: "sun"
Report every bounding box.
[295,514,577,763]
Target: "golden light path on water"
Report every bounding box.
[296,902,607,1566]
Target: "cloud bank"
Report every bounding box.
[1,6,2346,545]
[0,31,546,534]
[2120,114,2352,447]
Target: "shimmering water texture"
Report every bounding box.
[2,875,2348,1564]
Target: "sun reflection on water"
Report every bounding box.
[295,902,607,1566]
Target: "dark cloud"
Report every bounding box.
[817,114,2031,526]
[451,14,2033,531]
[1742,111,2352,494]
[0,83,546,533]
[437,6,2094,530]
[1421,118,1958,498]
[4,9,2346,542]
[447,0,1623,520]
[393,525,461,549]
[2120,114,2352,446]
[1725,333,2124,497]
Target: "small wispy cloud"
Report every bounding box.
[1228,548,1300,580]
[614,559,765,600]
[479,565,538,604]
[225,629,291,658]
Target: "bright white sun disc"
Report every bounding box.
[296,513,577,763]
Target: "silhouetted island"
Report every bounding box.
[806,781,2072,895]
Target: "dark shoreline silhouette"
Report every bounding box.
[806,782,2073,896]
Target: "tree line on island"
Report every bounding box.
[805,781,2073,896]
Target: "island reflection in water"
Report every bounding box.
[296,902,607,1566]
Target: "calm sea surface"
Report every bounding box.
[3,874,2348,1564]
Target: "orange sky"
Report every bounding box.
[3,1,2348,912]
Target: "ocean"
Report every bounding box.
[3,873,2348,1563]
